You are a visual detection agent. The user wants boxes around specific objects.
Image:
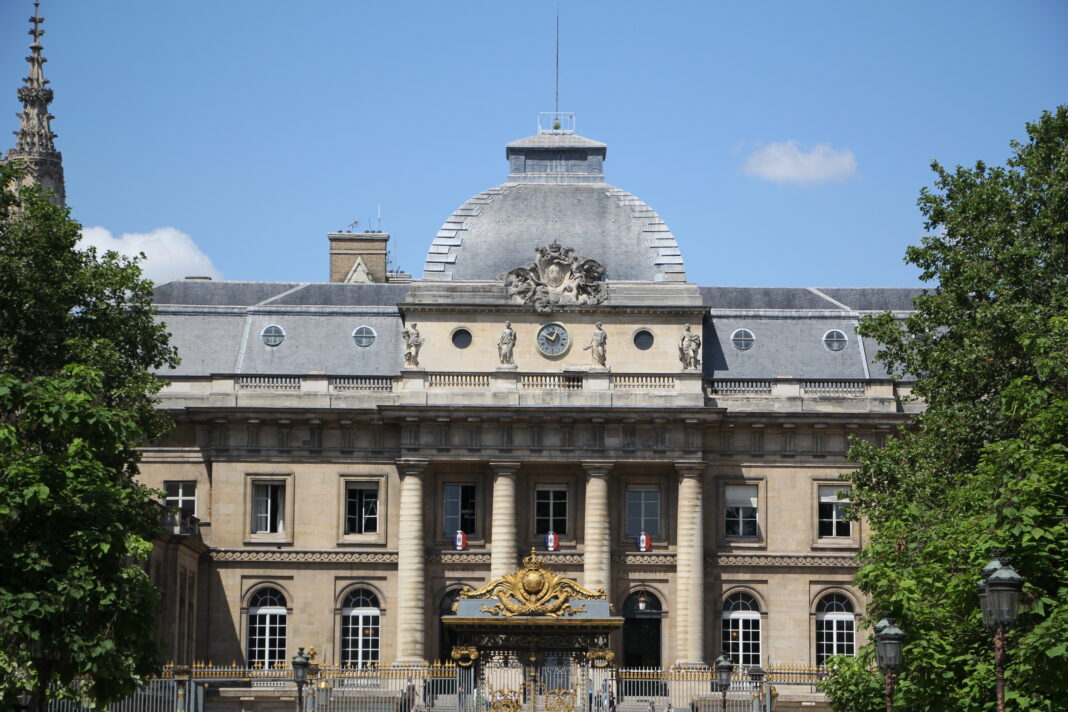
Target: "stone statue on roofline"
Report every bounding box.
[583,322,608,367]
[403,322,423,367]
[679,324,701,370]
[497,321,516,366]
[499,240,608,314]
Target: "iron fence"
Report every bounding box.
[47,663,826,712]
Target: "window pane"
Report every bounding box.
[625,489,659,537]
[346,485,378,534]
[536,488,567,535]
[443,484,476,535]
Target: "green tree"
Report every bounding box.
[0,165,179,709]
[823,108,1068,711]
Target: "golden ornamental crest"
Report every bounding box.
[459,549,605,617]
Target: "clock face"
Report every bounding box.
[536,322,571,357]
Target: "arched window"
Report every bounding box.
[247,587,287,667]
[722,592,761,666]
[815,593,856,664]
[340,588,381,669]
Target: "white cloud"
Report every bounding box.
[79,226,223,283]
[742,141,858,185]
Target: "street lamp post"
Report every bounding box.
[979,553,1025,712]
[714,653,733,712]
[292,648,310,712]
[873,614,905,712]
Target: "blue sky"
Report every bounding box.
[2,1,1065,287]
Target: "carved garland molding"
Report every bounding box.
[209,550,856,567]
[712,554,857,568]
[211,550,398,563]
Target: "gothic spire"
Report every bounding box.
[5,0,66,205]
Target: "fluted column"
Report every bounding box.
[490,461,521,579]
[675,461,706,666]
[395,458,429,664]
[582,461,614,593]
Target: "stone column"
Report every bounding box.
[489,461,522,579]
[395,458,429,665]
[582,461,614,594]
[675,461,706,666]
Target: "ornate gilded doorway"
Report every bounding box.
[444,551,622,712]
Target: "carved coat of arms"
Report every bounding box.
[499,241,607,314]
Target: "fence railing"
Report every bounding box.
[50,664,826,712]
[611,375,676,390]
[236,375,302,391]
[521,374,584,390]
[331,377,396,392]
[428,373,492,389]
[708,380,772,395]
[801,380,866,396]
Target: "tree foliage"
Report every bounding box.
[0,165,178,708]
[823,108,1068,711]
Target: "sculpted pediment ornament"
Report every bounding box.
[457,549,605,617]
[499,241,608,314]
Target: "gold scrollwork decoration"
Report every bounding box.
[461,549,605,617]
[585,648,615,667]
[489,689,521,712]
[450,646,479,667]
[544,688,577,712]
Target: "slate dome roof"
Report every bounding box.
[422,132,686,283]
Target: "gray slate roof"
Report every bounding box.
[154,280,406,377]
[153,281,916,381]
[423,183,686,282]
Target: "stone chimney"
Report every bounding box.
[328,230,390,283]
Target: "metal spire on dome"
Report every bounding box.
[5,0,66,205]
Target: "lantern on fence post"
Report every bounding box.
[979,553,1025,712]
[714,653,733,712]
[873,614,905,712]
[292,648,310,712]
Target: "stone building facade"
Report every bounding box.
[2,4,920,676]
[140,122,921,670]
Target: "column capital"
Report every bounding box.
[489,460,522,476]
[581,461,615,477]
[675,461,706,478]
[396,457,429,477]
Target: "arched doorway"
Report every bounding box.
[622,589,662,667]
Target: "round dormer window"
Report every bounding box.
[261,325,285,347]
[731,329,755,351]
[823,329,848,351]
[353,326,376,347]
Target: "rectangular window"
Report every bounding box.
[818,485,851,537]
[783,431,795,453]
[750,431,764,453]
[724,484,758,537]
[345,484,379,534]
[165,481,197,516]
[443,484,476,536]
[625,487,660,537]
[251,483,285,534]
[535,486,568,536]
